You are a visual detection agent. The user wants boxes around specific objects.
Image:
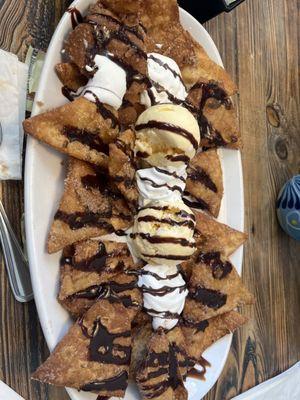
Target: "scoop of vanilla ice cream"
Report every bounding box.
[136,165,187,206]
[135,104,200,167]
[138,264,188,330]
[83,54,127,110]
[131,200,196,266]
[140,53,187,108]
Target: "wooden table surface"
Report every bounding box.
[0,0,299,399]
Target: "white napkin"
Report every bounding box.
[0,381,25,400]
[0,49,28,180]
[232,362,300,399]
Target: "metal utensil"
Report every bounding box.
[0,121,3,145]
[0,200,33,302]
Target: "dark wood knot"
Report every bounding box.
[266,104,280,127]
[275,137,288,160]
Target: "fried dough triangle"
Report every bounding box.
[131,312,247,384]
[23,97,119,167]
[130,318,152,379]
[193,211,247,257]
[126,0,236,94]
[165,327,194,380]
[33,299,132,397]
[55,62,88,92]
[187,81,240,149]
[47,158,132,253]
[181,311,247,363]
[65,3,147,78]
[183,251,254,322]
[136,329,188,400]
[184,149,223,217]
[59,240,142,318]
[108,129,139,210]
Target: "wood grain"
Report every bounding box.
[0,0,299,399]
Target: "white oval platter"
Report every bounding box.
[25,1,244,399]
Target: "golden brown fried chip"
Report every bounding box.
[119,83,147,126]
[130,319,152,378]
[109,129,138,210]
[139,0,180,32]
[55,62,88,91]
[181,311,247,363]
[65,4,147,77]
[183,251,254,322]
[23,97,119,167]
[47,158,132,253]
[187,82,240,149]
[100,0,142,15]
[58,240,141,317]
[166,327,193,380]
[136,330,188,400]
[181,29,237,94]
[135,0,236,94]
[185,149,223,217]
[194,211,247,257]
[33,299,132,397]
[64,22,95,76]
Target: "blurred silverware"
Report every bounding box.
[0,200,33,302]
[0,122,3,145]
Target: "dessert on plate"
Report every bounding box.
[23,1,254,399]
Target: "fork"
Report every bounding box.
[0,201,33,302]
[0,122,33,303]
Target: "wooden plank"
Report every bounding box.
[0,1,70,398]
[204,0,300,398]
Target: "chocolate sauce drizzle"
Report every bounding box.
[80,317,131,365]
[60,254,73,267]
[140,283,187,297]
[137,215,195,230]
[81,172,124,201]
[70,285,108,300]
[197,251,233,279]
[136,151,149,159]
[190,81,234,146]
[73,243,106,271]
[189,287,227,309]
[135,120,199,151]
[187,357,211,381]
[148,54,185,86]
[140,344,182,398]
[89,12,145,41]
[144,308,180,320]
[132,232,195,248]
[86,13,147,66]
[81,371,128,392]
[180,317,209,333]
[143,253,192,261]
[138,205,195,221]
[166,154,190,164]
[105,52,145,90]
[55,210,114,231]
[62,125,109,154]
[67,7,83,30]
[84,90,119,129]
[69,278,139,308]
[154,167,186,182]
[139,176,183,194]
[61,86,80,102]
[130,267,180,282]
[188,166,217,193]
[183,193,210,212]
